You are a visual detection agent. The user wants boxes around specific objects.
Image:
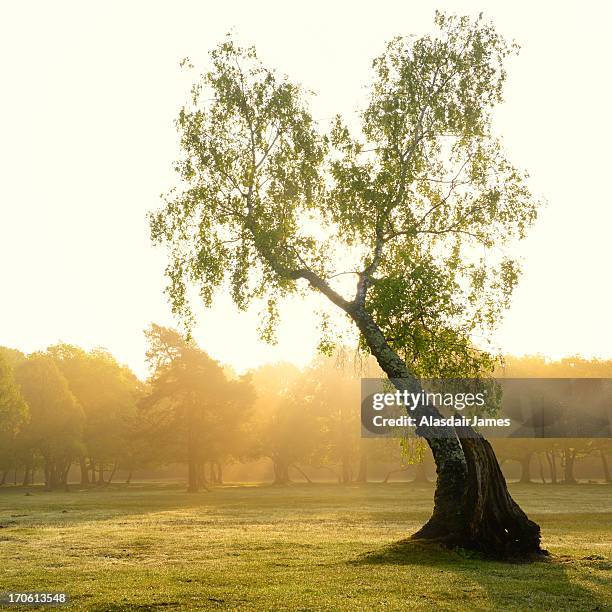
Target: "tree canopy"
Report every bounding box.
[142,324,255,491]
[150,12,538,379]
[15,354,84,488]
[47,343,142,484]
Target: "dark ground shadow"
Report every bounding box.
[352,539,611,610]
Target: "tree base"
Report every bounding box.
[408,531,548,561]
[413,432,546,560]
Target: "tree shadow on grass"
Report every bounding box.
[352,539,611,611]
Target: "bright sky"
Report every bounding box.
[1,1,610,379]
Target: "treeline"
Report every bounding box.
[0,344,143,488]
[492,355,612,485]
[0,330,611,490]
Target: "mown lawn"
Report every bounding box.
[0,482,610,610]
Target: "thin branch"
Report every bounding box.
[325,270,360,280]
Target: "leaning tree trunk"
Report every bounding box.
[416,428,542,557]
[291,464,313,483]
[105,460,118,486]
[351,305,544,558]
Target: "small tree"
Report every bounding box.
[151,13,543,556]
[249,363,316,484]
[48,344,142,485]
[296,354,365,483]
[0,352,29,484]
[0,353,28,436]
[15,355,84,490]
[143,324,254,492]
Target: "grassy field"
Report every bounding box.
[0,482,610,611]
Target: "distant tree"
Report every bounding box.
[559,440,593,485]
[378,437,430,484]
[152,14,544,556]
[15,354,84,490]
[498,355,612,484]
[249,363,315,484]
[0,352,29,485]
[143,324,254,492]
[492,439,550,484]
[0,353,28,436]
[303,351,428,486]
[0,346,27,369]
[594,439,612,484]
[294,354,363,483]
[198,378,255,484]
[499,354,612,378]
[119,412,165,484]
[48,344,142,485]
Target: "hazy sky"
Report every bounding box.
[1,1,610,378]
